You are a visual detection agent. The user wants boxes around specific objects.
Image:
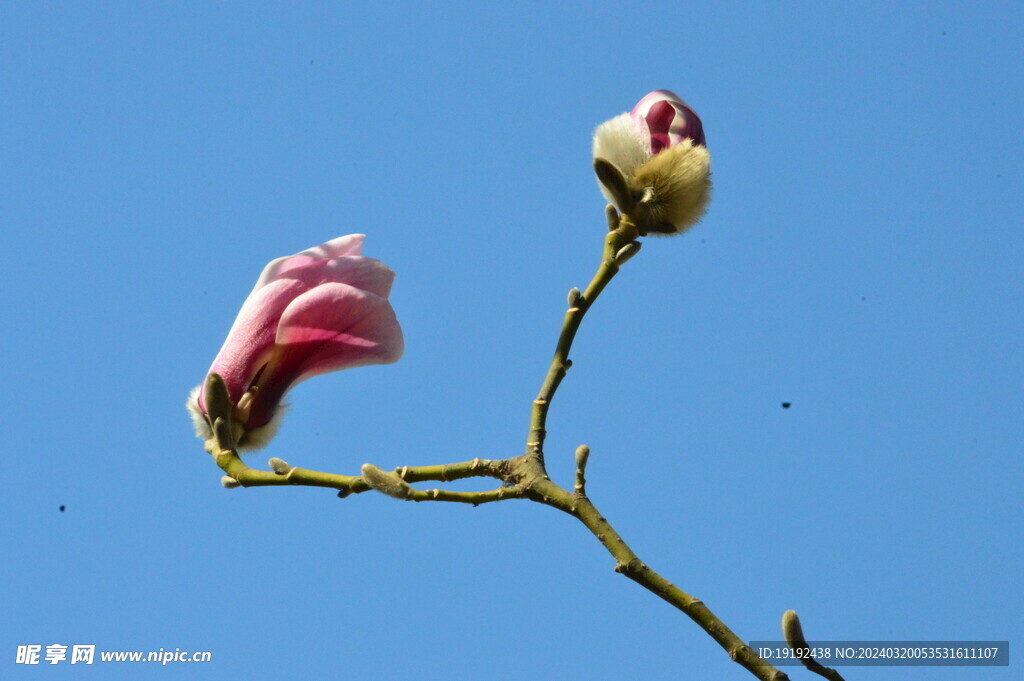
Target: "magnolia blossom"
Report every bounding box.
[631,89,705,153]
[188,234,404,449]
[592,89,712,234]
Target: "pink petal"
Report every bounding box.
[200,277,312,410]
[645,100,678,154]
[239,283,403,427]
[631,90,706,151]
[277,282,404,377]
[249,234,366,297]
[296,255,395,299]
[298,234,365,259]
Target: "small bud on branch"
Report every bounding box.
[605,204,620,231]
[361,463,415,500]
[269,457,292,475]
[574,444,591,496]
[782,609,846,681]
[614,241,642,266]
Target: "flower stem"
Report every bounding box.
[517,207,788,680]
[526,212,639,464]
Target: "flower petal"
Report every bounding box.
[248,234,366,298]
[238,282,403,427]
[315,256,395,299]
[276,282,404,377]
[298,234,365,259]
[631,90,706,150]
[201,277,311,408]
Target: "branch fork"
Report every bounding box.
[197,200,838,681]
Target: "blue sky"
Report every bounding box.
[2,3,1021,680]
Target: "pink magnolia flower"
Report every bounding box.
[630,89,705,153]
[592,89,712,235]
[188,234,404,449]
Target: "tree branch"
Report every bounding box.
[198,204,813,681]
[525,477,788,681]
[212,440,514,505]
[516,205,790,680]
[526,208,639,467]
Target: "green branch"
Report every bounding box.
[526,210,639,464]
[203,384,513,503]
[515,205,789,681]
[213,448,518,505]
[526,477,788,681]
[197,204,808,681]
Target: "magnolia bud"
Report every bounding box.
[361,463,414,500]
[575,445,591,470]
[614,241,642,265]
[605,204,620,231]
[592,90,712,235]
[268,457,292,475]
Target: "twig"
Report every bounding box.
[514,208,788,680]
[524,207,638,467]
[200,204,801,681]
